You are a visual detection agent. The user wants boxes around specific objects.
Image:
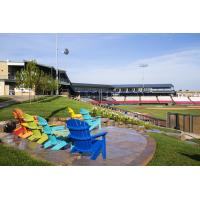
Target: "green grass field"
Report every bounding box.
[148,133,200,166]
[0,96,93,166]
[115,105,200,120]
[0,96,92,121]
[0,143,52,166]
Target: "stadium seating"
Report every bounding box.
[112,96,125,101]
[140,96,158,104]
[92,95,200,105]
[125,96,140,104]
[189,97,200,104]
[157,96,173,104]
[172,96,192,104]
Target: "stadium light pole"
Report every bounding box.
[55,34,69,95]
[56,34,58,95]
[138,64,148,94]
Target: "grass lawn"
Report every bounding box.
[0,96,11,102]
[0,96,93,166]
[0,143,52,166]
[0,96,92,121]
[115,105,200,120]
[148,133,200,166]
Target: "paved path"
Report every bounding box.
[0,100,17,108]
[0,95,42,108]
[0,126,156,166]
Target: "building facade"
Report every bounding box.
[0,60,71,96]
[0,60,175,97]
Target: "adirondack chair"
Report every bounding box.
[22,114,48,143]
[12,109,44,140]
[79,108,101,131]
[67,119,107,160]
[37,116,69,150]
[67,107,83,120]
[12,108,31,137]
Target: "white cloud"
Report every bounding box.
[68,48,200,90]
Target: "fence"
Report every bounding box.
[167,113,200,134]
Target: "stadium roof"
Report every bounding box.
[71,83,112,88]
[72,83,174,89]
[112,84,174,88]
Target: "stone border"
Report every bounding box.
[127,135,156,166]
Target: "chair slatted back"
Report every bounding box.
[37,116,52,134]
[80,109,92,120]
[67,119,92,151]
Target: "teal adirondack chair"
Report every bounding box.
[37,116,69,150]
[79,109,101,131]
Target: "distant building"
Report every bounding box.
[0,60,71,96]
[0,60,175,97]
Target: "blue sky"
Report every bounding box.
[0,33,200,90]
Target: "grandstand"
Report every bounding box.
[189,97,200,105]
[125,96,140,104]
[140,96,158,104]
[92,95,200,106]
[157,96,173,104]
[172,96,193,105]
[112,96,125,101]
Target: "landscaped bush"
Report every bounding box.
[91,106,147,127]
[91,106,180,133]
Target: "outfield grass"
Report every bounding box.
[0,143,52,166]
[115,105,200,120]
[0,96,11,102]
[148,133,200,166]
[0,96,92,121]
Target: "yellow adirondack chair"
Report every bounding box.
[67,107,83,120]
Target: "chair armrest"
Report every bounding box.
[91,132,107,139]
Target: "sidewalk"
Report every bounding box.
[0,100,17,108]
[0,95,42,109]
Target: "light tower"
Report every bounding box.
[55,34,69,95]
[138,64,148,94]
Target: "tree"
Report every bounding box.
[39,72,49,95]
[16,60,41,103]
[48,76,58,95]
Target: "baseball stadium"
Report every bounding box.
[1,33,200,166]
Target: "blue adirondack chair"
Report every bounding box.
[37,116,69,150]
[79,108,101,131]
[67,119,107,160]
